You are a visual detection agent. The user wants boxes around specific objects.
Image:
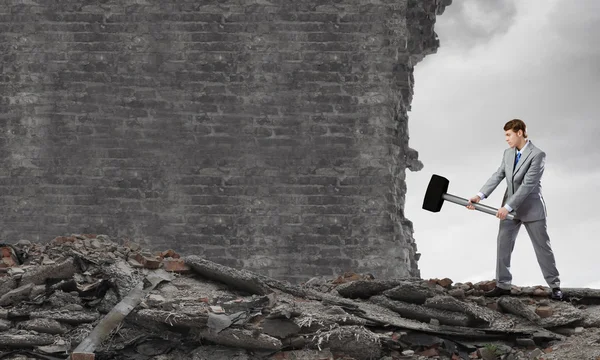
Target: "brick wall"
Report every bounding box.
[0,0,450,282]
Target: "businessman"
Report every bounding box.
[466,119,563,300]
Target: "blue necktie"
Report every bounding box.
[515,151,521,167]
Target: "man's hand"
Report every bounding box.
[466,195,480,210]
[496,207,509,220]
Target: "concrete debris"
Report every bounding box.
[382,281,446,304]
[72,270,174,356]
[335,280,404,299]
[0,283,34,306]
[0,234,599,360]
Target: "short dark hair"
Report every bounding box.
[504,119,527,138]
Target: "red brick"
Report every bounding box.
[535,306,553,318]
[71,352,95,360]
[428,277,453,288]
[533,288,549,296]
[132,253,162,269]
[417,348,439,357]
[1,247,12,258]
[1,257,17,268]
[133,253,145,264]
[143,257,162,269]
[0,247,17,268]
[163,258,190,273]
[476,280,497,292]
[160,249,177,258]
[52,236,77,245]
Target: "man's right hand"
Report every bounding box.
[466,195,481,210]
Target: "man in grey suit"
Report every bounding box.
[466,119,563,300]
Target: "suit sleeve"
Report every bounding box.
[478,150,507,198]
[505,151,546,211]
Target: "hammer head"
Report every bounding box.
[422,174,449,212]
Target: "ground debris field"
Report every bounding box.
[1,235,600,360]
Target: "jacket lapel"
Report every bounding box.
[513,141,533,175]
[508,149,515,177]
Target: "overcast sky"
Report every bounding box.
[406,0,600,289]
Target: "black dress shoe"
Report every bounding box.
[484,286,511,297]
[551,287,564,301]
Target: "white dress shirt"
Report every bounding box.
[477,140,530,213]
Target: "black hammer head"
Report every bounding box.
[422,174,449,212]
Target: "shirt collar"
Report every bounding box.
[517,139,529,153]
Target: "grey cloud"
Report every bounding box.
[435,0,518,49]
[522,9,600,173]
[548,0,600,47]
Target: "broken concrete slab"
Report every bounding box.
[192,327,283,351]
[185,255,272,295]
[335,279,403,299]
[266,298,371,335]
[348,301,498,339]
[29,310,100,324]
[29,284,46,300]
[382,280,445,304]
[185,256,359,312]
[262,318,301,338]
[310,325,381,360]
[351,300,562,343]
[497,296,540,323]
[0,276,17,296]
[18,318,70,334]
[579,305,600,327]
[0,332,55,347]
[19,257,78,286]
[37,341,71,355]
[509,287,600,303]
[397,331,445,348]
[189,345,256,360]
[370,295,472,327]
[537,301,585,328]
[131,308,209,328]
[0,283,33,306]
[423,295,501,327]
[219,294,272,313]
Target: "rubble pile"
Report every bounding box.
[1,234,600,360]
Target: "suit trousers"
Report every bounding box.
[495,217,560,289]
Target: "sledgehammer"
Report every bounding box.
[422,174,515,220]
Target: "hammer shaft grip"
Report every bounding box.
[442,193,515,220]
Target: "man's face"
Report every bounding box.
[505,129,521,148]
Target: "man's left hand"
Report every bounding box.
[496,207,509,220]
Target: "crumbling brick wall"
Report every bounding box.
[0,0,451,282]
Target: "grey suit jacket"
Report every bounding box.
[479,141,548,222]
